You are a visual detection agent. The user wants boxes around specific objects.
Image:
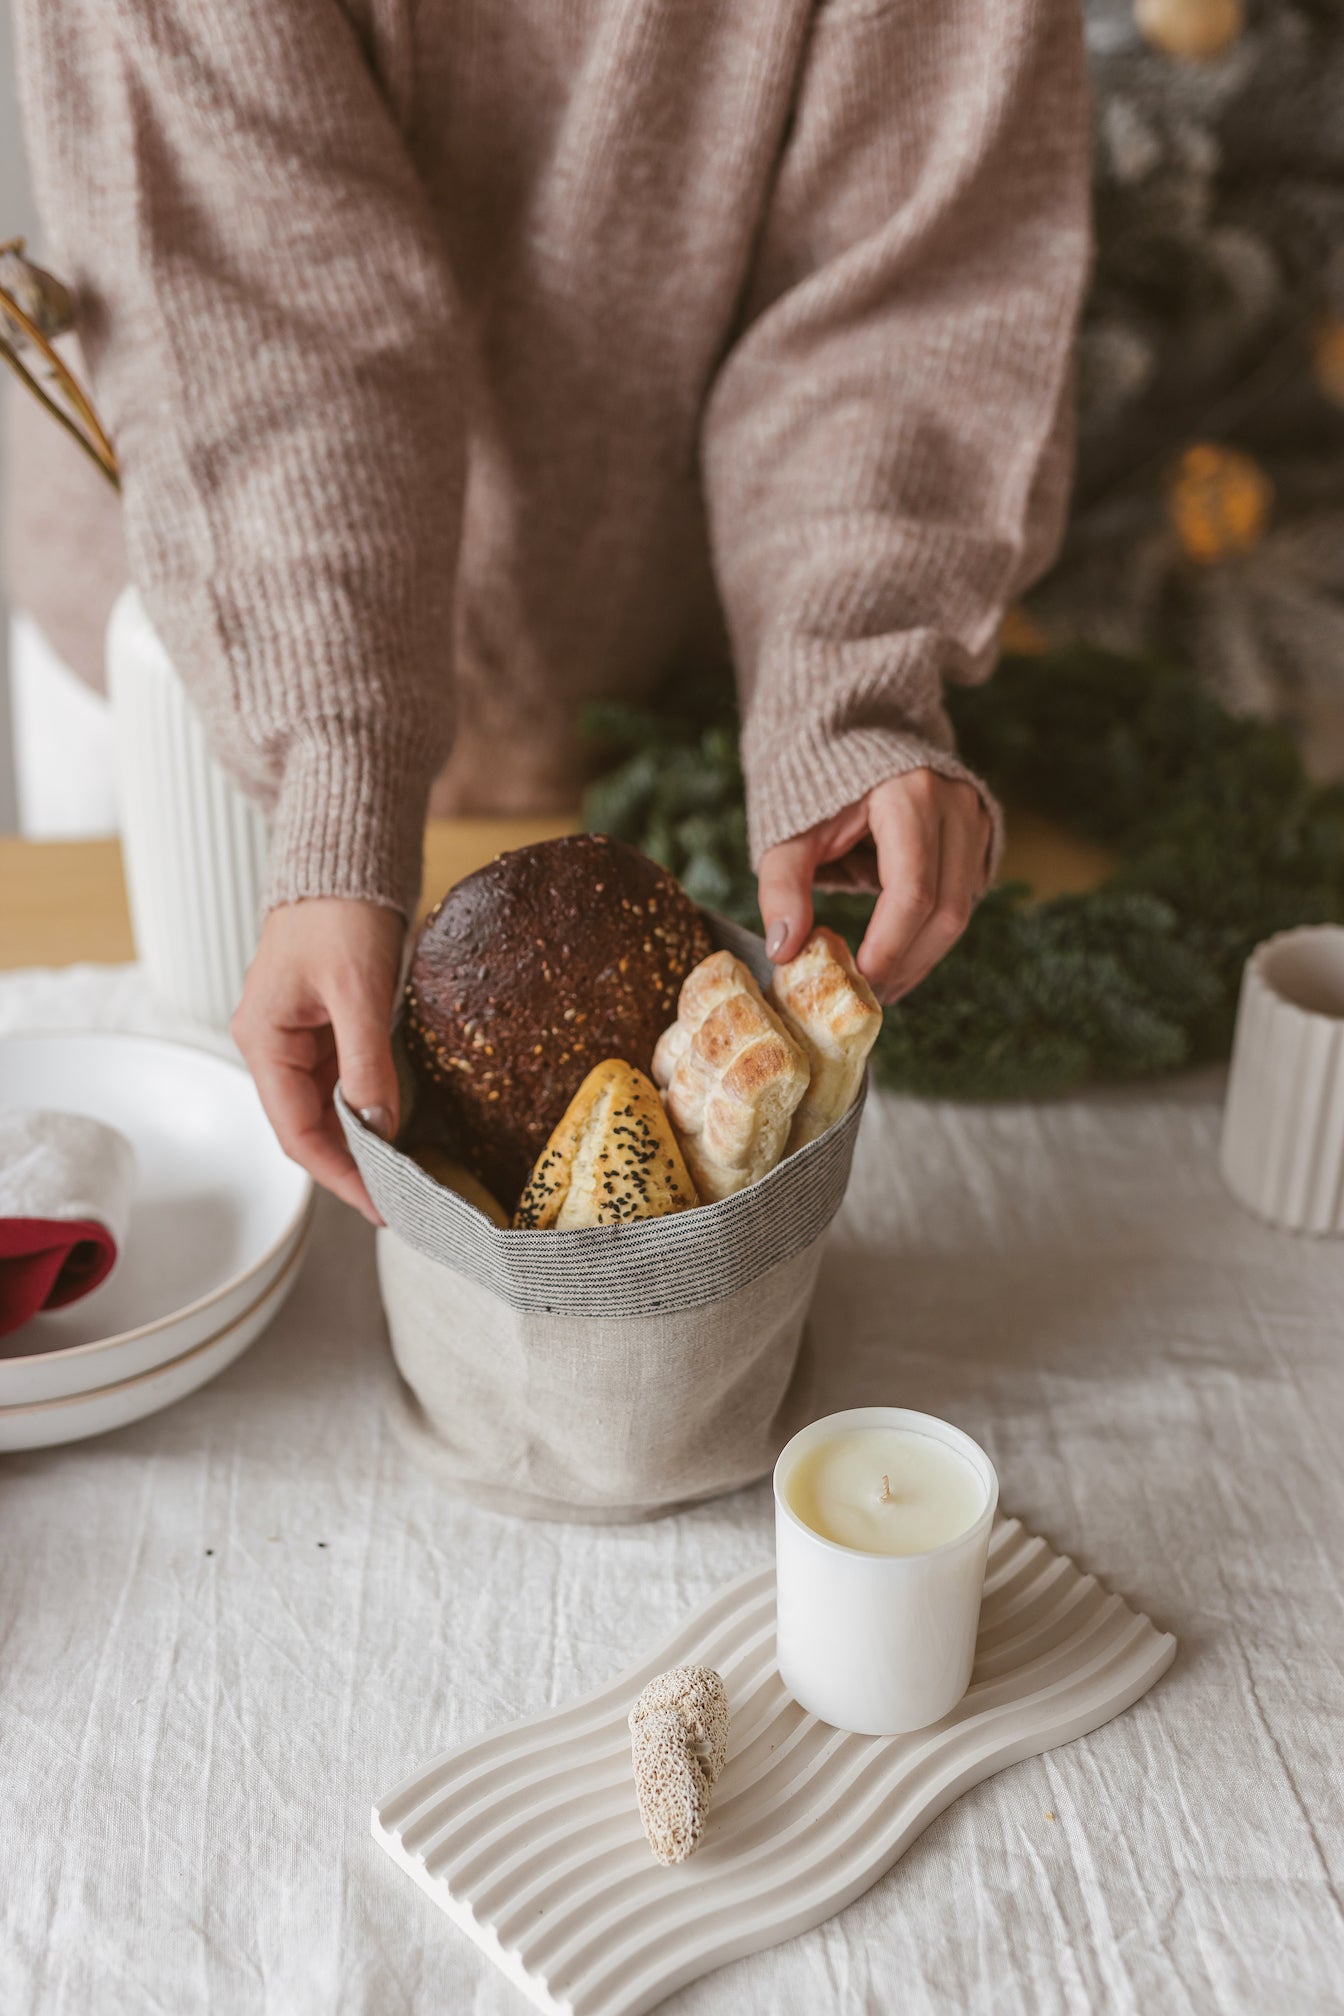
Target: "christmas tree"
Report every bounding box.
[1035,0,1344,749]
[582,1,1344,1099]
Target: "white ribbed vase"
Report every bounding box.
[106,587,270,1028]
[1220,925,1344,1235]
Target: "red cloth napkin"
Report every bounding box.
[0,1216,120,1335]
[0,1112,135,1341]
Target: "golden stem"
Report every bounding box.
[48,349,110,461]
[0,281,118,475]
[0,341,119,489]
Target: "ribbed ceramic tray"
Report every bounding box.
[374,1518,1176,2016]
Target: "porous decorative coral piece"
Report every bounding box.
[628,1665,730,1866]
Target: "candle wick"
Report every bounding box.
[879,1473,892,1503]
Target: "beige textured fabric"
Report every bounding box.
[374,1230,827,1520]
[11,0,1090,914]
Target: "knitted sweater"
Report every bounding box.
[12,0,1091,915]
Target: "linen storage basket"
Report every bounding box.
[337,918,866,1521]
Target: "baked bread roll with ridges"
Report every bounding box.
[768,926,882,1150]
[652,951,809,1202]
[514,1060,698,1229]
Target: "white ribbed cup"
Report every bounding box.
[106,587,270,1028]
[1220,926,1344,1235]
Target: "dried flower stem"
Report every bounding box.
[0,279,118,489]
[0,342,117,489]
[42,346,108,461]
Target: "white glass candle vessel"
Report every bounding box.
[774,1407,998,1735]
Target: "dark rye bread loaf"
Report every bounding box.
[403,835,714,1208]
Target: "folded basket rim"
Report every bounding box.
[335,911,867,1317]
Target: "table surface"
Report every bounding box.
[0,811,1114,971]
[0,961,1338,2016]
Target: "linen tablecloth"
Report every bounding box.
[1,965,1340,2015]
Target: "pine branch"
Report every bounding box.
[581,645,1344,1100]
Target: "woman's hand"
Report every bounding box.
[757,770,992,1004]
[231,898,406,1223]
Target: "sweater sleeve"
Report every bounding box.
[701,0,1092,872]
[13,0,464,915]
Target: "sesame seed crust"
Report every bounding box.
[512,1060,698,1229]
[404,836,712,1208]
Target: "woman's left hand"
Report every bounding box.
[756,769,992,1004]
[230,897,406,1223]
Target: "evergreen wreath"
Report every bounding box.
[582,646,1344,1099]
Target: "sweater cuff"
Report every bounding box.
[263,722,432,917]
[745,720,1004,885]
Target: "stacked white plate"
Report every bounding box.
[0,1032,313,1450]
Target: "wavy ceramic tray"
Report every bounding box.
[374,1518,1176,2016]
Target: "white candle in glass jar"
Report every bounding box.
[786,1425,987,1556]
[774,1408,998,1735]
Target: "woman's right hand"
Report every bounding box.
[231,897,407,1224]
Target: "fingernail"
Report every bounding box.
[766,920,789,960]
[358,1104,395,1141]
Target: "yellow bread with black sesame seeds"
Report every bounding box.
[513,1060,699,1229]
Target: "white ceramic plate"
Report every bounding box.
[0,1220,309,1451]
[374,1519,1177,2016]
[0,1031,312,1406]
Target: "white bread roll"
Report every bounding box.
[768,927,882,1149]
[652,951,809,1202]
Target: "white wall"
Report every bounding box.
[1,0,37,829]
